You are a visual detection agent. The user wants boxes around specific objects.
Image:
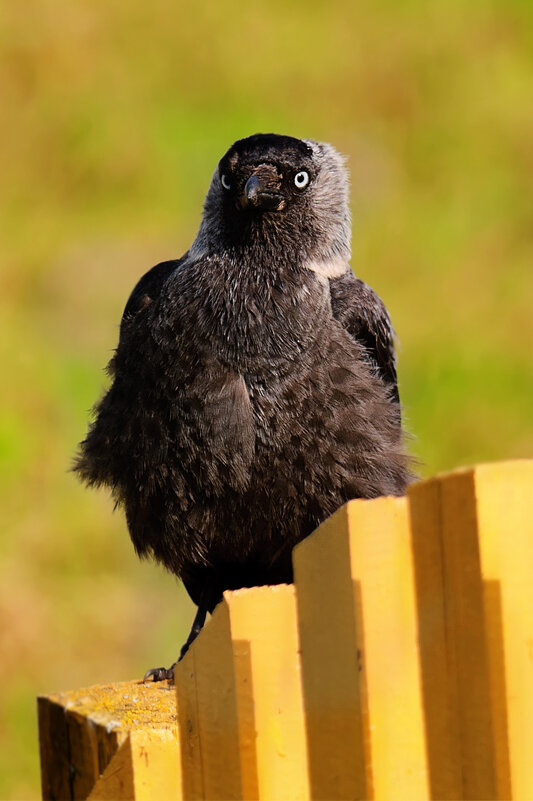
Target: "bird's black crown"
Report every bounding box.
[221,133,314,168]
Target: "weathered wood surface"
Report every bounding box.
[38,459,533,800]
[38,680,181,800]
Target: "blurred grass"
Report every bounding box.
[1,0,532,797]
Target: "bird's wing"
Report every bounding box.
[122,258,184,319]
[76,255,255,498]
[329,269,400,406]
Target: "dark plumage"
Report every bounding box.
[75,133,413,678]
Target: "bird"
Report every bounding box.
[75,133,413,680]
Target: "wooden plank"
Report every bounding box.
[409,460,533,799]
[432,467,499,799]
[345,496,430,800]
[294,496,430,801]
[176,601,243,800]
[88,730,181,800]
[38,680,178,800]
[177,585,309,801]
[293,503,367,801]
[87,738,135,800]
[408,478,463,799]
[175,648,205,801]
[38,695,73,801]
[445,460,533,800]
[129,729,181,800]
[226,585,309,801]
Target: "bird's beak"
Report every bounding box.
[240,166,285,211]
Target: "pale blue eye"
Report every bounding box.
[294,170,310,189]
[221,174,231,190]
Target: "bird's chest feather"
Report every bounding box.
[167,257,331,367]
[141,263,368,499]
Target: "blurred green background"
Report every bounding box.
[1,0,532,797]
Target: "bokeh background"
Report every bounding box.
[1,1,532,797]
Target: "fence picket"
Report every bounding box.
[294,495,430,800]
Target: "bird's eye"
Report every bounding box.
[221,174,231,190]
[294,171,310,189]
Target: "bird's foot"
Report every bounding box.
[143,663,176,683]
[142,593,213,682]
[142,636,195,682]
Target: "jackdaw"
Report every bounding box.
[75,133,413,680]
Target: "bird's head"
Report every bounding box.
[191,133,351,275]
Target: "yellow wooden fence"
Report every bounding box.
[38,460,533,800]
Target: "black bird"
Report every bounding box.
[75,133,413,680]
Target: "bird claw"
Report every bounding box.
[143,665,175,683]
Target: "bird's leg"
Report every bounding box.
[143,590,213,682]
[177,602,209,661]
